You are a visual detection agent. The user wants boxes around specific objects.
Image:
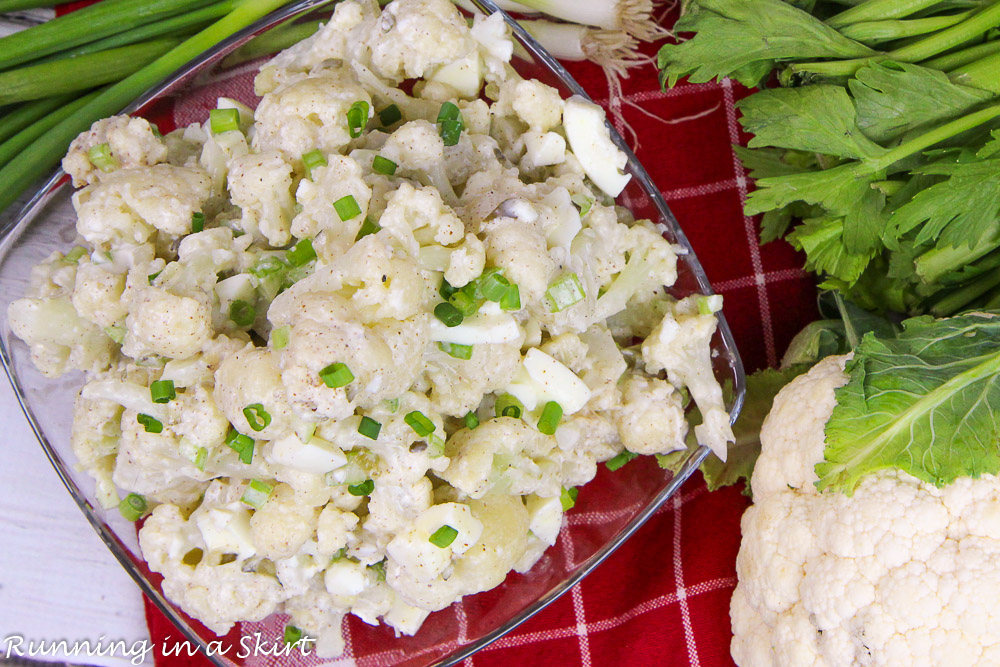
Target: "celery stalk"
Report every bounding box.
[826,0,943,29]
[925,39,1000,70]
[950,51,1000,92]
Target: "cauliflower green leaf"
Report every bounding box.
[819,311,1000,494]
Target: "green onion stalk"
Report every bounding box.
[0,0,329,216]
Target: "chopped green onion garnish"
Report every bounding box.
[537,401,563,435]
[191,212,205,233]
[331,547,348,562]
[370,558,387,581]
[434,302,464,327]
[87,143,118,172]
[319,362,354,388]
[229,299,256,327]
[347,100,370,138]
[194,447,207,471]
[404,411,435,437]
[358,416,381,440]
[104,325,125,344]
[333,194,361,221]
[240,479,273,509]
[440,277,457,300]
[63,246,87,263]
[385,397,400,413]
[428,524,458,548]
[500,284,521,311]
[463,411,480,430]
[449,288,482,317]
[438,341,473,360]
[137,413,162,434]
[225,428,255,464]
[150,380,175,404]
[560,486,579,511]
[118,493,148,522]
[428,433,446,457]
[436,102,464,147]
[478,269,510,302]
[437,101,461,122]
[147,271,161,285]
[284,624,303,647]
[355,216,381,241]
[271,325,290,349]
[571,193,594,217]
[302,149,327,179]
[495,393,523,419]
[209,108,241,134]
[372,155,397,175]
[250,255,286,277]
[243,403,271,432]
[545,273,586,312]
[606,450,638,472]
[348,479,374,496]
[286,238,316,267]
[378,104,401,126]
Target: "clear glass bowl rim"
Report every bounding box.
[0,1,747,665]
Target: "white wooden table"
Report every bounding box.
[0,375,151,667]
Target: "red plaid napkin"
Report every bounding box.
[136,10,820,667]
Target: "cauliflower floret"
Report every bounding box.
[364,476,434,541]
[71,392,123,509]
[378,181,464,256]
[62,115,168,187]
[614,375,687,455]
[214,346,296,439]
[510,79,564,132]
[369,0,475,82]
[641,295,733,460]
[441,417,560,498]
[444,233,486,288]
[71,259,128,328]
[316,504,360,558]
[227,151,296,247]
[73,164,211,248]
[166,383,231,451]
[250,483,319,560]
[122,286,212,360]
[253,73,372,157]
[293,153,372,251]
[423,337,522,416]
[283,583,348,657]
[7,295,115,377]
[593,219,678,322]
[379,121,455,202]
[483,215,557,306]
[113,409,207,505]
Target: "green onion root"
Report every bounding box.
[512,0,668,41]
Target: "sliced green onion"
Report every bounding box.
[243,403,271,432]
[194,447,207,471]
[428,524,458,548]
[229,299,256,327]
[284,624,303,647]
[478,269,510,302]
[463,411,480,430]
[150,379,175,404]
[378,104,401,126]
[333,194,361,221]
[355,216,381,241]
[209,107,241,134]
[495,393,523,419]
[500,284,521,311]
[319,362,354,388]
[104,325,125,344]
[385,397,400,413]
[271,325,290,349]
[370,558,387,581]
[286,238,316,267]
[63,246,87,263]
[372,155,397,175]
[87,142,118,172]
[358,416,381,440]
[545,273,586,312]
[606,450,638,472]
[537,401,563,435]
[240,478,273,509]
[571,193,594,217]
[449,287,483,317]
[250,255,286,278]
[436,102,464,147]
[348,479,374,496]
[347,100,369,138]
[434,302,464,327]
[438,341,473,360]
[437,101,461,122]
[137,413,162,434]
[118,493,148,522]
[147,271,161,285]
[404,411,435,437]
[225,428,255,464]
[331,547,348,562]
[191,212,205,233]
[302,149,327,179]
[427,433,446,457]
[560,486,579,511]
[440,277,457,300]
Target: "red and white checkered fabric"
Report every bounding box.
[138,8,821,667]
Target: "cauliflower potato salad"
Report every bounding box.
[7,0,733,654]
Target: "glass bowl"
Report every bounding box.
[0,1,746,665]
